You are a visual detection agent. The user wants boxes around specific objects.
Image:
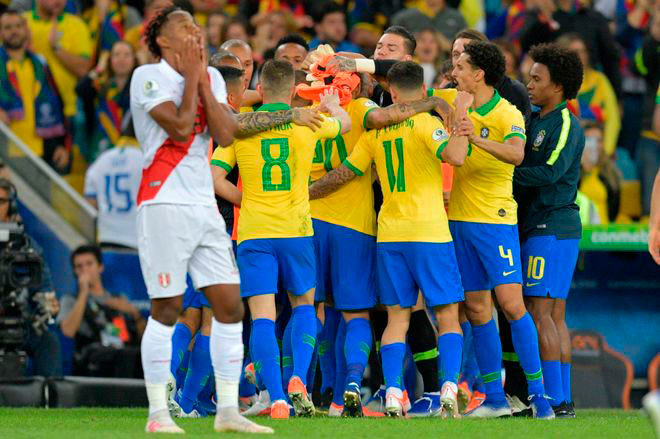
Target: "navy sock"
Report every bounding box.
[510,313,544,396]
[319,307,340,393]
[542,360,564,407]
[171,322,193,383]
[471,320,506,403]
[332,317,347,406]
[438,333,463,386]
[180,334,211,413]
[251,319,285,401]
[344,318,372,388]
[561,363,572,403]
[381,343,406,390]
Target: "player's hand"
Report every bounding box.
[177,35,202,82]
[52,146,70,170]
[77,273,92,294]
[197,31,210,89]
[453,117,474,137]
[301,44,334,71]
[326,55,357,74]
[649,227,660,265]
[319,88,341,112]
[292,107,323,131]
[453,91,474,116]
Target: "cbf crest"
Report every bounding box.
[533,130,546,150]
[480,127,489,138]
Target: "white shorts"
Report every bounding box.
[137,203,239,299]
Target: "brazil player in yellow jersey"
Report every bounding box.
[450,41,554,419]
[310,61,473,418]
[211,60,351,419]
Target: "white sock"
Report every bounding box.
[141,316,175,416]
[210,318,243,410]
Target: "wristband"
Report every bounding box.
[354,58,375,74]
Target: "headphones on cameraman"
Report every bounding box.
[0,178,18,219]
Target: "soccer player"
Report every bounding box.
[130,7,272,434]
[309,61,473,418]
[449,41,554,419]
[514,43,585,418]
[211,60,351,419]
[274,34,309,70]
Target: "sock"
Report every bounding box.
[542,360,564,407]
[344,318,372,388]
[291,304,317,386]
[460,321,480,390]
[170,323,193,383]
[175,350,190,390]
[370,310,388,389]
[471,319,506,404]
[319,307,340,393]
[332,317,347,406]
[408,310,440,393]
[561,363,572,403]
[438,333,463,386]
[210,319,243,409]
[306,318,322,392]
[249,319,285,402]
[180,334,212,413]
[281,317,293,391]
[142,317,175,415]
[500,309,528,402]
[239,357,257,397]
[509,313,544,396]
[381,343,406,390]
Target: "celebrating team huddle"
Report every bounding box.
[130,4,585,435]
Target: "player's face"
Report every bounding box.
[374,33,412,61]
[73,253,104,281]
[0,188,10,223]
[275,43,307,70]
[452,53,478,93]
[0,14,27,51]
[162,11,200,54]
[110,42,135,77]
[226,82,244,112]
[451,37,471,66]
[527,62,560,107]
[228,45,254,89]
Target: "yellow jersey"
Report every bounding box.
[24,11,93,117]
[447,90,526,225]
[344,113,453,243]
[310,97,378,236]
[212,102,341,244]
[7,57,43,156]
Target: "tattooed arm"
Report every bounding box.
[366,96,453,130]
[235,107,323,138]
[309,164,359,200]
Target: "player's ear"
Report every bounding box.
[256,83,264,100]
[390,86,399,103]
[403,54,413,62]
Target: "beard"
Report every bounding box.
[2,36,25,50]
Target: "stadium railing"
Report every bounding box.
[0,123,97,242]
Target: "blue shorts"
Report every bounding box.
[237,237,316,298]
[521,235,579,299]
[182,275,209,309]
[313,219,377,310]
[376,241,464,308]
[449,221,523,292]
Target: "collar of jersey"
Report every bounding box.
[469,89,501,117]
[257,102,291,112]
[537,100,568,119]
[159,59,183,82]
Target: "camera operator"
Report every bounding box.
[0,177,61,377]
[58,245,145,378]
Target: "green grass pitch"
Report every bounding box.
[0,408,655,438]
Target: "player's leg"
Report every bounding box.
[319,305,340,406]
[553,299,573,412]
[341,310,371,416]
[330,315,347,416]
[177,305,213,416]
[408,295,440,395]
[171,304,200,391]
[458,303,483,413]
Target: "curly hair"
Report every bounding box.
[462,41,505,87]
[145,6,182,59]
[529,43,584,100]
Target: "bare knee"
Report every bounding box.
[215,300,244,323]
[464,293,491,325]
[151,298,183,326]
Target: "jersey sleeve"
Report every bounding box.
[343,132,374,176]
[315,115,342,140]
[354,98,380,130]
[208,67,228,105]
[427,88,458,109]
[210,144,236,172]
[418,116,450,160]
[500,107,527,143]
[130,66,177,113]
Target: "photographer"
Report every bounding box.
[0,178,61,377]
[59,245,145,378]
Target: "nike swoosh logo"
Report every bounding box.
[526,282,540,287]
[502,270,517,276]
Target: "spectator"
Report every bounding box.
[579,121,622,224]
[518,0,621,96]
[220,39,255,90]
[240,0,314,31]
[59,244,145,378]
[81,0,131,70]
[274,33,309,70]
[83,120,142,250]
[220,15,250,44]
[391,0,467,40]
[0,9,69,173]
[205,11,227,56]
[494,38,520,81]
[124,0,172,65]
[414,27,443,87]
[558,33,621,157]
[0,177,62,377]
[251,10,298,61]
[76,40,136,163]
[23,0,93,122]
[432,58,454,88]
[309,1,361,53]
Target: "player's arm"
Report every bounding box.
[211,165,242,207]
[318,89,351,134]
[365,96,452,130]
[440,91,473,165]
[241,89,261,107]
[234,107,324,138]
[199,69,238,147]
[469,133,525,165]
[648,167,660,264]
[514,123,581,186]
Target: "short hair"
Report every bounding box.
[386,61,424,91]
[275,33,309,52]
[71,244,103,267]
[294,69,309,85]
[210,49,241,67]
[314,1,344,23]
[220,38,251,52]
[383,25,416,55]
[260,59,294,94]
[172,0,194,15]
[528,42,584,100]
[216,65,244,88]
[145,6,183,58]
[453,28,487,45]
[463,41,505,87]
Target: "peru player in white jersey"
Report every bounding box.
[129,6,271,434]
